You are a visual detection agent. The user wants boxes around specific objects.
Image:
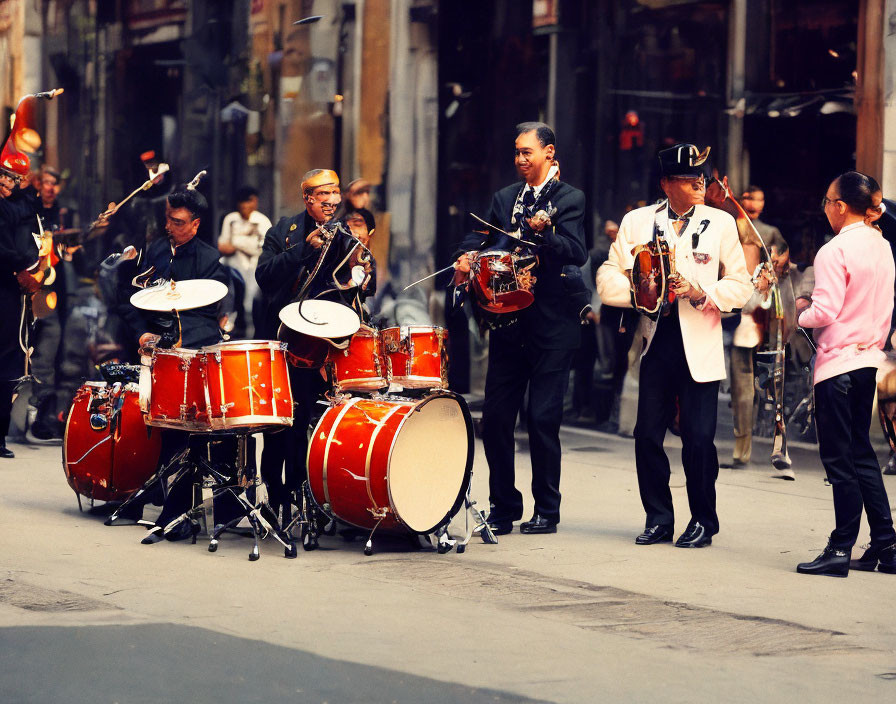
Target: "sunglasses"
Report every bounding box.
[0,172,25,184]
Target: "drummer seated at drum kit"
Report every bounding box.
[115,185,247,542]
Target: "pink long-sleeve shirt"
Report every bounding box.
[798,221,894,385]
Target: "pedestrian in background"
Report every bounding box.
[796,171,896,577]
[218,186,272,337]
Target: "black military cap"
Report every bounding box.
[658,143,710,178]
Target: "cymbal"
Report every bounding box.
[130,279,228,312]
[279,299,360,339]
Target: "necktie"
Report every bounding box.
[522,188,535,210]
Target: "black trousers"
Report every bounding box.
[260,366,325,512]
[815,368,896,550]
[634,310,721,534]
[1,379,15,442]
[482,334,574,522]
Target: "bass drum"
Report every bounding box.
[307,392,472,534]
[63,382,162,502]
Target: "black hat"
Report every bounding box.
[658,143,710,178]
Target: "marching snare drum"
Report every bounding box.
[139,347,210,431]
[381,326,449,390]
[201,340,294,430]
[470,251,536,314]
[63,382,162,502]
[307,393,472,534]
[326,325,388,393]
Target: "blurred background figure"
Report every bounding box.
[344,179,372,213]
[217,186,272,338]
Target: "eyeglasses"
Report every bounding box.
[668,175,706,189]
[821,196,843,210]
[0,172,25,184]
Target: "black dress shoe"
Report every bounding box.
[486,519,514,536]
[0,445,14,459]
[635,525,673,545]
[797,544,850,577]
[674,522,712,548]
[851,542,896,573]
[519,514,558,534]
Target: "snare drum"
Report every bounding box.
[278,299,361,368]
[140,347,210,430]
[307,393,472,534]
[326,325,388,393]
[381,326,448,390]
[63,382,162,502]
[201,340,294,430]
[470,250,536,314]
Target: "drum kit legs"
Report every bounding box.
[107,433,298,560]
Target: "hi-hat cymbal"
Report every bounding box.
[279,299,360,339]
[130,279,228,312]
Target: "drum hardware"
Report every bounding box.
[469,251,537,314]
[89,413,108,431]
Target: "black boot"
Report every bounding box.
[797,544,850,577]
[851,542,896,573]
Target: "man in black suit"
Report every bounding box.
[255,169,375,522]
[0,155,39,459]
[454,122,587,535]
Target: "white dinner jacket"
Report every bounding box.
[596,202,752,382]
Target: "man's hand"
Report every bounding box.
[668,275,701,300]
[795,296,811,314]
[306,229,326,249]
[526,211,552,233]
[704,176,729,208]
[453,252,475,285]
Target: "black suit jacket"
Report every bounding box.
[459,180,587,349]
[120,236,227,349]
[255,211,376,338]
[0,190,39,379]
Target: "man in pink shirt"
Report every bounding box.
[796,171,896,577]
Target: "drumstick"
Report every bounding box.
[402,264,457,291]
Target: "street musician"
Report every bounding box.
[596,143,751,549]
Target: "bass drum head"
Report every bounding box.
[387,395,471,533]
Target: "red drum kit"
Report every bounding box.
[63,381,162,505]
[61,274,492,558]
[276,297,489,554]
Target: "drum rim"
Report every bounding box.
[380,325,446,335]
[278,299,361,338]
[382,391,473,534]
[199,340,287,352]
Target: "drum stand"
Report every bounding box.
[183,433,297,560]
[104,448,187,527]
[426,484,497,554]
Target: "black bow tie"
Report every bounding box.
[669,206,695,222]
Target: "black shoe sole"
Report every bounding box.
[796,569,848,577]
[675,538,712,548]
[635,535,673,545]
[519,526,557,534]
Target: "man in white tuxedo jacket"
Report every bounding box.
[597,143,752,548]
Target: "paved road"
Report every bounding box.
[2,421,896,703]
